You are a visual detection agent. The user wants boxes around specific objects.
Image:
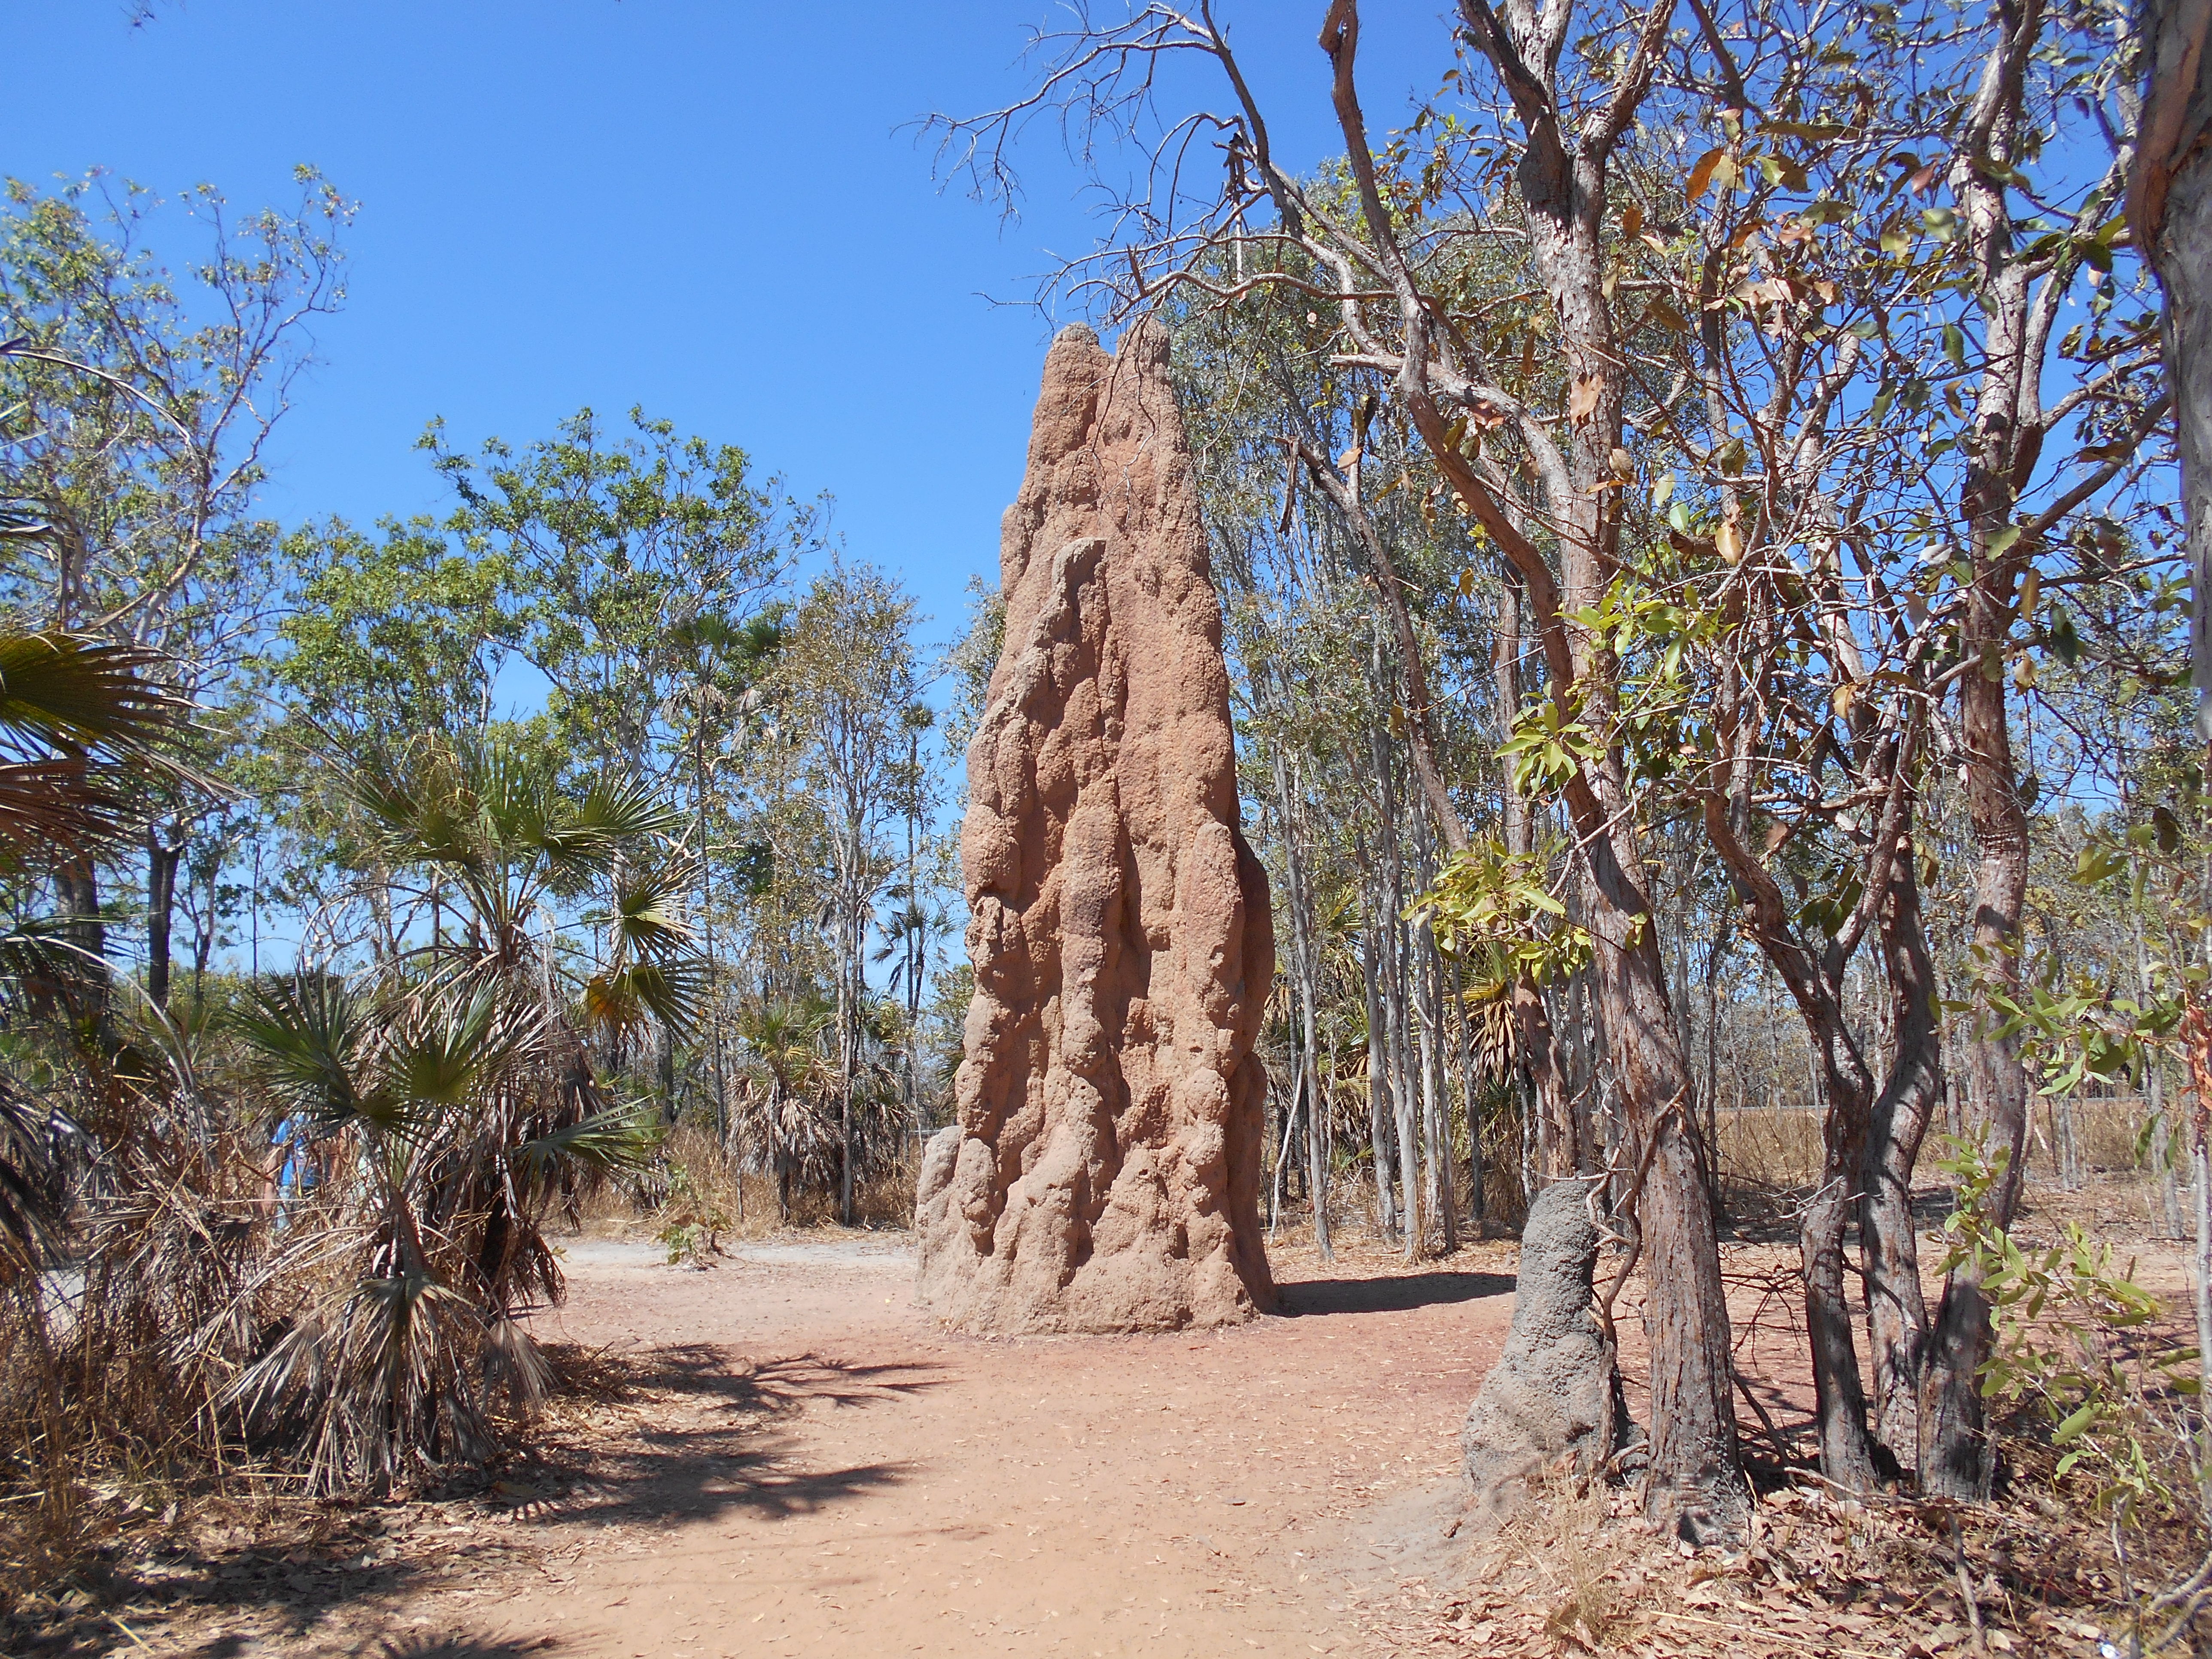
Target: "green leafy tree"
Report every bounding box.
[426,407,815,781]
[771,562,929,1224]
[0,167,351,1012]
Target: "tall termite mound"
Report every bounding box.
[915,319,1276,1333]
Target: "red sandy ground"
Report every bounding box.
[193,1232,1522,1658]
[99,1195,2176,1658]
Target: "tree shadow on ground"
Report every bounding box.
[12,1346,945,1657]
[367,1638,558,1659]
[1276,1270,1513,1316]
[510,1344,944,1530]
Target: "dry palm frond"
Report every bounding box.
[1462,974,1519,1080]
[0,1075,61,1282]
[231,1256,509,1495]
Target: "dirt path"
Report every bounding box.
[301,1232,1515,1658]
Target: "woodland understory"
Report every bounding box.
[9,0,2212,1653]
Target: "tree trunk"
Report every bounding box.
[1583,854,1744,1535]
[1274,745,1333,1262]
[1801,1039,1881,1492]
[1920,7,2056,1499]
[1358,839,1398,1244]
[1862,855,1943,1474]
[56,854,108,1030]
[1368,687,1422,1260]
[839,840,859,1228]
[1304,1061,1332,1257]
[2130,0,2212,740]
[1492,570,1575,1183]
[145,823,182,1015]
[1453,951,1486,1228]
[1418,909,1455,1253]
[1919,603,2036,1497]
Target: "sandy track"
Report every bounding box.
[399,1232,1517,1659]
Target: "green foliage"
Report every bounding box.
[1497,700,1606,796]
[1936,1136,2196,1519]
[1412,838,1593,986]
[273,517,524,744]
[1985,820,2201,1099]
[423,406,811,776]
[655,1156,729,1267]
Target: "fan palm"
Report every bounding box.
[0,630,189,863]
[730,994,832,1222]
[227,735,684,1492]
[0,631,188,1272]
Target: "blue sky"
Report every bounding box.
[6,2,1441,666]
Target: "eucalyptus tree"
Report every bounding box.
[1900,0,2176,1499]
[771,562,930,1224]
[2131,0,2212,744]
[425,407,812,787]
[1175,283,1513,1260]
[665,609,783,1140]
[878,702,952,1144]
[0,168,350,1008]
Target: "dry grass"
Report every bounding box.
[1713,1096,2169,1197]
[1364,1465,2211,1656]
[592,1125,921,1254]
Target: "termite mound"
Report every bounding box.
[915,320,1276,1334]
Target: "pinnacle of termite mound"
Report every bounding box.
[1460,1182,1627,1524]
[914,319,1276,1334]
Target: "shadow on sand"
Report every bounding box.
[510,1344,947,1530]
[1276,1269,1514,1317]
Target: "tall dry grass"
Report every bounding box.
[1711,1095,2182,1226]
[613,1124,922,1254]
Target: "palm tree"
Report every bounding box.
[0,629,188,1271]
[229,735,694,1492]
[731,994,832,1223]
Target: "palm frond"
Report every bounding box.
[234,972,393,1131]
[519,1101,662,1178]
[572,772,685,845]
[579,959,708,1041]
[0,1078,63,1280]
[0,632,189,762]
[605,856,697,960]
[385,981,532,1110]
[0,756,128,854]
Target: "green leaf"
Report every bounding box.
[2051,1402,2098,1444]
[521,1103,663,1177]
[2049,606,2080,664]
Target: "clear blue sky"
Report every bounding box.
[5,1,1439,660]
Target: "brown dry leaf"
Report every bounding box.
[1687,146,1727,201]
